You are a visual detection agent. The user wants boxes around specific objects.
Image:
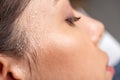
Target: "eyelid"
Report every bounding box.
[65,17,81,25]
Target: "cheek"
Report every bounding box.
[37,31,104,80]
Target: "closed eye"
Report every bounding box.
[65,17,81,25]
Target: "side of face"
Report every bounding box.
[0,0,113,80]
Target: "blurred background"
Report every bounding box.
[86,0,120,42]
[70,0,120,80]
[71,0,120,41]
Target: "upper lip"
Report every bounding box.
[100,49,109,67]
[103,52,115,73]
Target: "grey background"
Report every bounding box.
[84,1,120,79]
[85,0,120,42]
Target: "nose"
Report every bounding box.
[86,18,105,44]
[73,10,105,44]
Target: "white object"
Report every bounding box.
[78,8,120,66]
[99,31,120,66]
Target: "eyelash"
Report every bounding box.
[65,17,81,25]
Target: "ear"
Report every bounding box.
[0,54,25,80]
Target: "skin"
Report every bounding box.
[0,0,114,80]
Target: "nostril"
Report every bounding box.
[0,63,3,74]
[7,72,14,80]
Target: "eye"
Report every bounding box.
[65,17,81,25]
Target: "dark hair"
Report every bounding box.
[0,0,30,58]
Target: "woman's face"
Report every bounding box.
[19,0,114,80]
